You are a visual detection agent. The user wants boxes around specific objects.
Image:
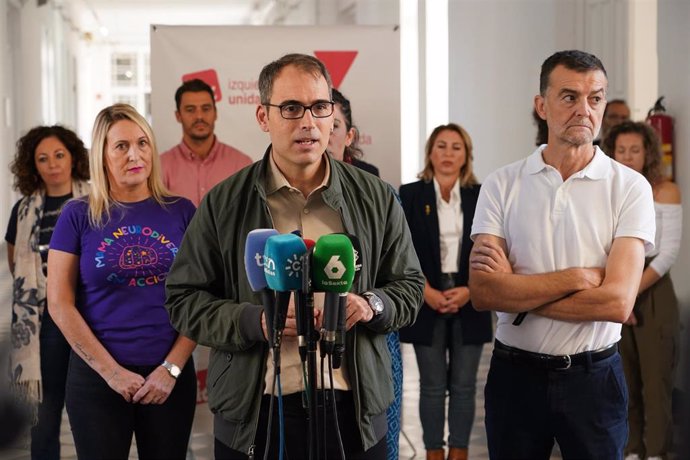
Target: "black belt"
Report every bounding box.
[439,273,458,291]
[493,340,618,370]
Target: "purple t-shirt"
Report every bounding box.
[50,196,196,366]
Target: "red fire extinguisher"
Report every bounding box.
[646,96,675,181]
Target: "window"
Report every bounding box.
[113,94,137,106]
[110,50,151,119]
[111,53,137,87]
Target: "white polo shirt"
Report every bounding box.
[471,146,655,355]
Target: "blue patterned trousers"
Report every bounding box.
[386,331,403,460]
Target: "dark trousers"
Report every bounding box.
[31,313,71,460]
[65,352,196,460]
[214,391,387,460]
[485,350,628,460]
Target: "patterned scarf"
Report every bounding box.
[10,180,89,421]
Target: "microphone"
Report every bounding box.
[263,233,308,349]
[244,229,279,344]
[344,234,362,280]
[312,234,355,356]
[334,234,362,368]
[296,239,315,362]
[333,295,347,369]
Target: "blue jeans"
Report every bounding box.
[31,312,70,460]
[65,352,196,459]
[485,349,628,460]
[413,315,483,449]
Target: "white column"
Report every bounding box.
[400,0,421,184]
[424,0,448,135]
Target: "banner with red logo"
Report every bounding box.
[151,25,400,185]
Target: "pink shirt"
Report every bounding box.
[160,137,253,206]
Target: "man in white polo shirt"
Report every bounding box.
[469,50,655,459]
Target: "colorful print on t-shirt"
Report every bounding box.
[49,197,196,366]
[95,224,179,288]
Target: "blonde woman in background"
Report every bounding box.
[47,104,197,459]
[399,124,492,460]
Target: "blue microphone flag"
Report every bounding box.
[264,233,307,292]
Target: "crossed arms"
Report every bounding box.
[468,234,645,323]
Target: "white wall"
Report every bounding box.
[658,0,690,311]
[448,0,573,180]
[355,0,398,24]
[18,1,46,129]
[448,0,637,180]
[628,0,658,120]
[17,2,78,129]
[0,0,11,337]
[0,1,83,218]
[0,0,16,235]
[447,0,688,311]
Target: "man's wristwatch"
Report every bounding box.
[161,360,181,379]
[362,291,384,317]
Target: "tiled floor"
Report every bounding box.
[2,343,562,460]
[399,343,489,459]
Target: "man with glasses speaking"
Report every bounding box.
[165,53,424,460]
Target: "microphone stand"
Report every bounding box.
[332,295,347,369]
[302,252,319,460]
[306,293,320,460]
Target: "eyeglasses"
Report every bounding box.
[263,101,335,120]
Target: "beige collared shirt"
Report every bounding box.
[264,152,350,395]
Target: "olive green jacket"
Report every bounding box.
[165,148,424,454]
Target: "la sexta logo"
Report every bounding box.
[313,51,358,90]
[324,255,347,280]
[182,69,222,102]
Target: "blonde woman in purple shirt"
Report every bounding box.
[47,104,197,459]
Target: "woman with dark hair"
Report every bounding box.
[603,121,682,460]
[399,124,492,460]
[327,88,401,460]
[6,125,90,459]
[328,88,380,176]
[47,104,197,459]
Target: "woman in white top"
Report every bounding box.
[603,121,682,460]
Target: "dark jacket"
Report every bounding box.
[350,158,380,177]
[398,179,492,346]
[165,148,424,454]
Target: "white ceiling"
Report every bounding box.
[70,0,259,44]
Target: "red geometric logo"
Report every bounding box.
[314,51,358,90]
[182,69,222,102]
